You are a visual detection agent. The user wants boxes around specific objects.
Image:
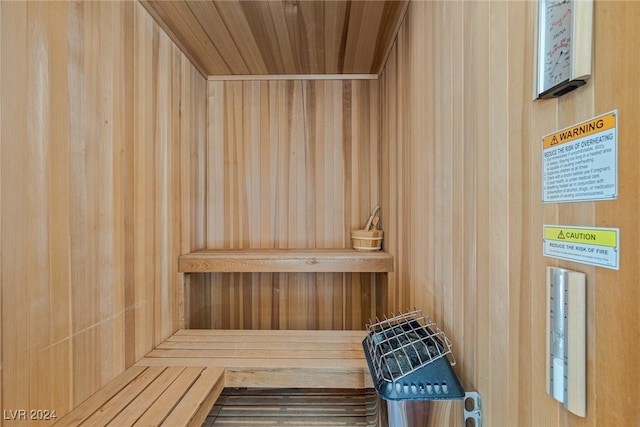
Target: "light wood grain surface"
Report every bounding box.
[140,0,409,76]
[592,2,640,425]
[2,1,639,427]
[187,78,384,330]
[0,1,206,423]
[138,329,370,389]
[179,248,393,273]
[379,1,640,426]
[52,366,224,427]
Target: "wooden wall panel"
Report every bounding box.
[380,1,640,426]
[188,79,383,329]
[592,3,640,425]
[0,1,206,424]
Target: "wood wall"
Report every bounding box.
[0,1,206,424]
[379,1,639,426]
[186,79,383,330]
[2,1,638,426]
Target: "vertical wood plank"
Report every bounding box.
[0,2,3,422]
[26,1,55,416]
[1,2,31,420]
[593,2,640,425]
[488,3,510,425]
[121,0,136,368]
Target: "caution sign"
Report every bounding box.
[543,225,619,269]
[542,111,618,203]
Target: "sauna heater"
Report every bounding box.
[363,309,481,427]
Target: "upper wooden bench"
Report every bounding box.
[178,248,393,273]
[54,329,369,426]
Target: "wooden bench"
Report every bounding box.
[55,329,369,426]
[54,366,224,427]
[138,329,371,389]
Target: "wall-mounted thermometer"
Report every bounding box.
[546,267,586,417]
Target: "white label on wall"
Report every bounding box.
[543,225,619,270]
[542,111,618,203]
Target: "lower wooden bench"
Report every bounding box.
[55,329,369,426]
[54,366,224,427]
[137,329,371,389]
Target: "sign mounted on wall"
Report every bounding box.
[543,225,619,270]
[542,111,618,203]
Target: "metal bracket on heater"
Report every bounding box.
[464,392,482,427]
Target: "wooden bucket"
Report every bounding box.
[351,230,383,252]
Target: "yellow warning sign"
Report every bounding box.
[543,112,616,149]
[543,225,620,270]
[544,226,618,247]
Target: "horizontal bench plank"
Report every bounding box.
[178,248,393,272]
[223,367,370,389]
[172,328,367,339]
[148,348,364,359]
[157,340,364,352]
[139,356,367,369]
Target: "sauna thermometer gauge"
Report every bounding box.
[536,0,593,99]
[545,267,586,417]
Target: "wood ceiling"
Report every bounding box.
[140,0,409,77]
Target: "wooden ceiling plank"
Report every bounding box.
[141,0,231,75]
[139,0,208,77]
[296,1,324,74]
[166,1,232,74]
[185,0,251,75]
[267,1,301,74]
[238,1,288,74]
[322,1,349,74]
[214,1,269,75]
[345,1,386,74]
[372,1,410,74]
[340,1,363,73]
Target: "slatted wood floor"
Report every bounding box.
[202,388,378,426]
